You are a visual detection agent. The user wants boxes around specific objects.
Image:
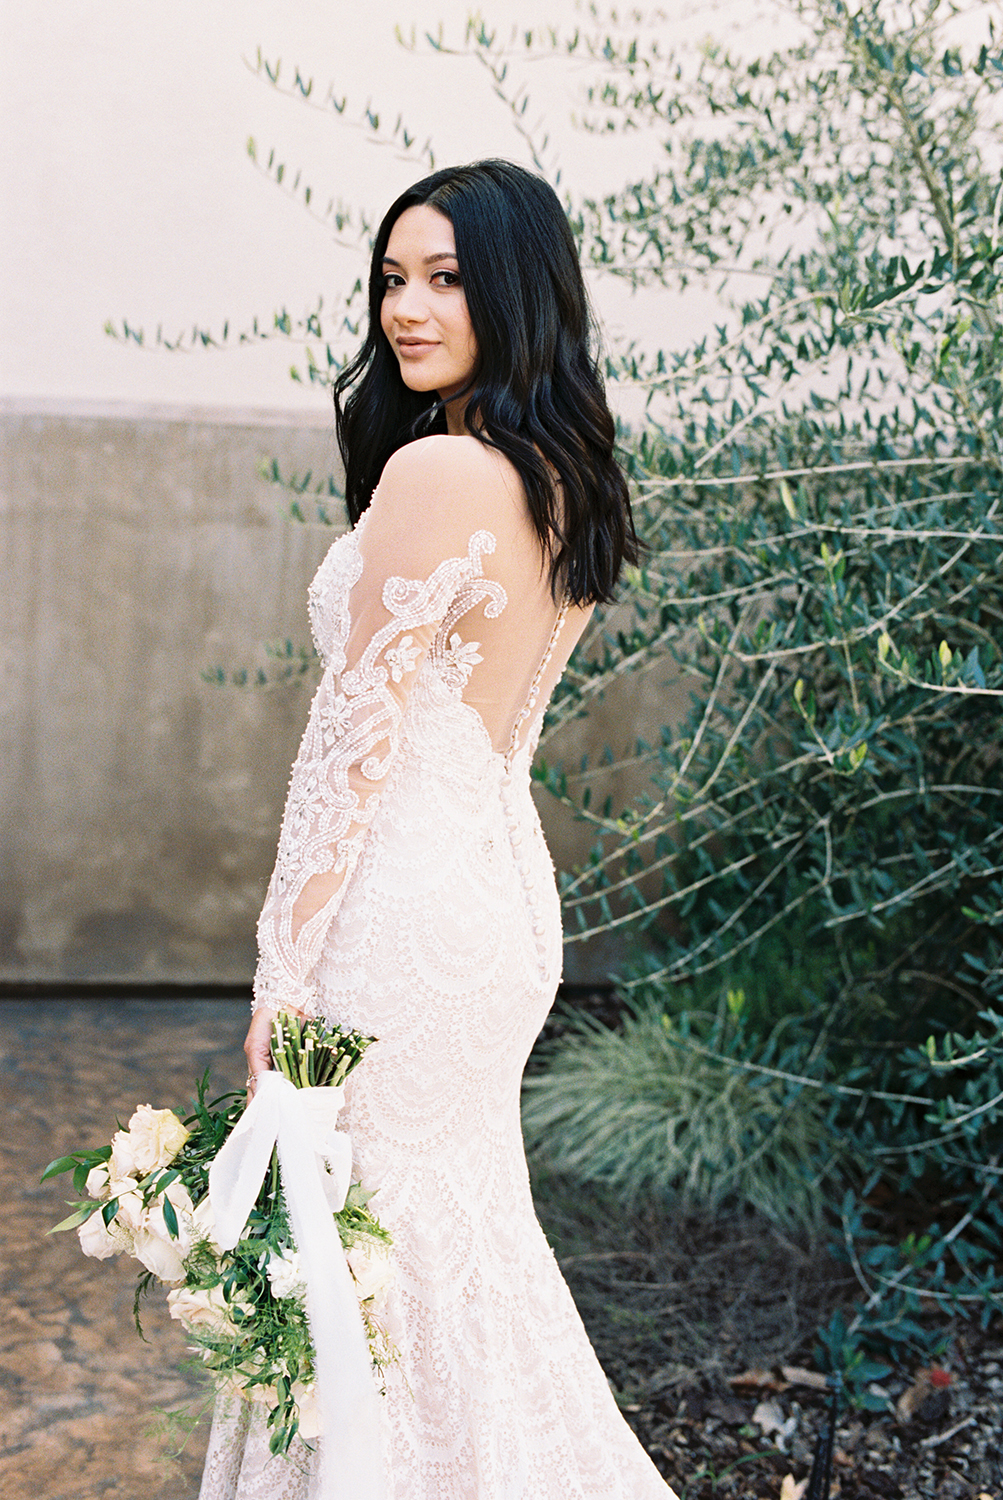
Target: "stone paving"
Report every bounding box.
[1,999,251,1500]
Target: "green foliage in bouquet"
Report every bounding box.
[45,1015,395,1456]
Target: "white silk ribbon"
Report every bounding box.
[208,1070,386,1500]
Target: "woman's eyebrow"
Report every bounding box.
[381,252,459,267]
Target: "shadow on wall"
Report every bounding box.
[0,400,692,987]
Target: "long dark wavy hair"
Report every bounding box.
[332,159,636,605]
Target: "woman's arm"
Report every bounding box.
[246,438,508,1074]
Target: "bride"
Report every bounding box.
[201,159,678,1500]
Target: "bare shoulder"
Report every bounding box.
[375,436,522,518]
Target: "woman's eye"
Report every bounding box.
[382,269,460,291]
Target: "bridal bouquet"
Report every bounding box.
[45,1013,396,1457]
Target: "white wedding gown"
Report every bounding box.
[198,437,677,1500]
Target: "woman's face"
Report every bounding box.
[380,205,478,404]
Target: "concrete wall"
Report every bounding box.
[1,401,337,983]
[1,401,688,986]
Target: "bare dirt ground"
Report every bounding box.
[533,1183,1003,1498]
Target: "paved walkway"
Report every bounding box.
[1,999,251,1500]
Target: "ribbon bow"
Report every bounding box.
[209,1070,386,1500]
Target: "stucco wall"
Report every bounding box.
[1,401,688,986]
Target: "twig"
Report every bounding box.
[919,1415,976,1449]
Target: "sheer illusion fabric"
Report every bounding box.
[199,438,677,1500]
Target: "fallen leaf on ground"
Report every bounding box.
[780,1477,807,1500]
[752,1397,798,1449]
[753,1397,786,1435]
[705,1396,748,1425]
[781,1364,829,1391]
[729,1367,789,1392]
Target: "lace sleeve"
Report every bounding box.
[252,449,507,1015]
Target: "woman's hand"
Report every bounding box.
[243,1006,305,1096]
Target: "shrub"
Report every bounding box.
[522,989,847,1230]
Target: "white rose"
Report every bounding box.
[133,1207,187,1283]
[85,1164,110,1200]
[109,1131,139,1183]
[126,1179,191,1237]
[122,1105,190,1173]
[77,1208,126,1260]
[113,1189,148,1233]
[266,1249,305,1301]
[167,1283,235,1335]
[107,1168,142,1201]
[347,1239,394,1305]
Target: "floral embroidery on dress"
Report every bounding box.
[384,635,422,683]
[322,693,355,744]
[437,632,484,692]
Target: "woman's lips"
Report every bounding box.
[396,338,438,357]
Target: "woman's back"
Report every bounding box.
[347,434,593,758]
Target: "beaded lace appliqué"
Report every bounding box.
[253,527,506,1016]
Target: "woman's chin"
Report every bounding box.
[396,368,440,395]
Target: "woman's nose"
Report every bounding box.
[393,280,429,325]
